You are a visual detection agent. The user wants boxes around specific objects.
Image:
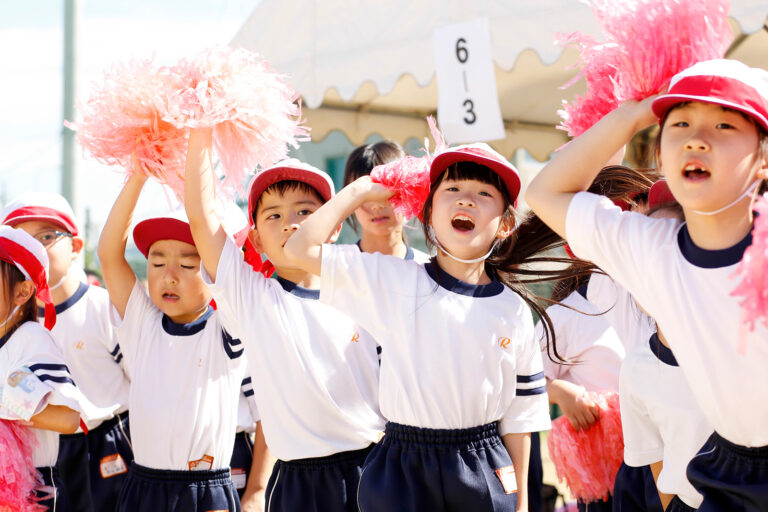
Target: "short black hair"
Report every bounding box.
[251,180,325,226]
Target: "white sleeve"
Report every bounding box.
[536,320,562,381]
[586,273,653,349]
[499,322,551,435]
[94,288,127,375]
[111,281,155,371]
[619,360,664,466]
[202,237,274,341]
[320,243,413,343]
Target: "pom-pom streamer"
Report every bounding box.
[0,419,44,511]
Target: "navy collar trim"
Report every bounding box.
[161,306,214,336]
[0,330,11,350]
[576,282,589,300]
[39,281,89,317]
[649,332,678,367]
[356,240,415,261]
[677,224,752,269]
[424,259,504,297]
[276,276,320,300]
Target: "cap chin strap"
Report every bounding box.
[0,305,21,330]
[426,227,495,264]
[691,181,760,216]
[48,265,72,292]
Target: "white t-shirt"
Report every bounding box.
[44,282,129,430]
[567,192,768,447]
[353,241,432,264]
[321,244,551,435]
[203,238,384,461]
[0,321,84,467]
[236,374,260,434]
[537,289,625,393]
[113,282,245,470]
[621,332,712,508]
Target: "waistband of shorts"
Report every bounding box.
[278,444,374,468]
[385,421,500,446]
[130,462,231,482]
[713,432,768,457]
[59,410,129,439]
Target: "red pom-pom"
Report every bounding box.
[547,392,624,502]
[731,194,768,339]
[558,0,732,137]
[0,420,44,511]
[370,156,431,221]
[243,237,275,278]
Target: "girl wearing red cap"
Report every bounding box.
[527,59,768,511]
[286,142,582,511]
[0,225,83,511]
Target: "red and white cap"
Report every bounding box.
[0,226,55,329]
[430,143,521,205]
[2,191,79,236]
[133,203,249,258]
[652,59,768,132]
[648,180,677,209]
[246,159,335,227]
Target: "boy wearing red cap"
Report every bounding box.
[185,128,384,512]
[98,174,251,512]
[3,191,132,512]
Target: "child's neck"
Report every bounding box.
[683,198,754,251]
[359,229,407,258]
[275,266,321,289]
[434,251,491,285]
[50,274,83,305]
[656,325,670,348]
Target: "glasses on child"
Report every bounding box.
[34,230,73,247]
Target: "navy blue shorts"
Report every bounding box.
[229,431,254,498]
[611,463,662,512]
[264,444,373,512]
[56,411,133,512]
[666,495,696,512]
[687,432,768,511]
[529,431,543,512]
[35,465,71,512]
[116,463,240,512]
[358,422,518,512]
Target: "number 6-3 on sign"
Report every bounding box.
[433,18,505,144]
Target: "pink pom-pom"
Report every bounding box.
[68,58,189,197]
[558,0,732,137]
[370,155,431,222]
[547,391,624,502]
[0,420,44,511]
[731,194,768,337]
[166,47,309,196]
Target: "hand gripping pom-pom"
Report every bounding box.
[557,0,732,137]
[0,420,44,511]
[370,156,431,222]
[731,194,768,339]
[547,392,624,502]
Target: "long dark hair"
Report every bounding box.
[0,260,38,338]
[421,162,597,362]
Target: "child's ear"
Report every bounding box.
[495,217,515,240]
[328,224,343,244]
[13,281,34,305]
[248,228,265,253]
[71,236,84,257]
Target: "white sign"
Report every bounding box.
[433,18,506,144]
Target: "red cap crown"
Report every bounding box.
[429,143,521,206]
[246,159,335,227]
[652,59,768,132]
[2,191,79,236]
[648,180,677,209]
[0,226,56,329]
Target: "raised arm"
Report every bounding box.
[525,97,658,238]
[97,172,145,318]
[184,128,228,281]
[284,176,392,276]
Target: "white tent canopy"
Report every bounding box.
[232,0,768,161]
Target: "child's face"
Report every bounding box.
[14,220,81,287]
[249,187,324,269]
[429,177,509,260]
[353,200,403,238]
[146,239,211,323]
[659,102,767,213]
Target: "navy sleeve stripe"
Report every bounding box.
[516,386,547,396]
[516,372,545,383]
[29,363,71,374]
[244,389,254,397]
[242,377,252,385]
[109,344,121,356]
[222,330,244,360]
[37,374,76,386]
[114,353,123,364]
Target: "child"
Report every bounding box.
[184,128,384,511]
[98,174,247,512]
[2,191,133,512]
[285,143,558,511]
[526,59,768,511]
[0,225,83,511]
[343,141,430,262]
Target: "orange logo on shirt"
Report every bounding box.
[198,358,204,367]
[351,332,360,343]
[498,337,511,349]
[75,341,85,350]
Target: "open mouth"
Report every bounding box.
[682,164,711,180]
[451,214,475,232]
[162,292,180,301]
[371,216,390,223]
